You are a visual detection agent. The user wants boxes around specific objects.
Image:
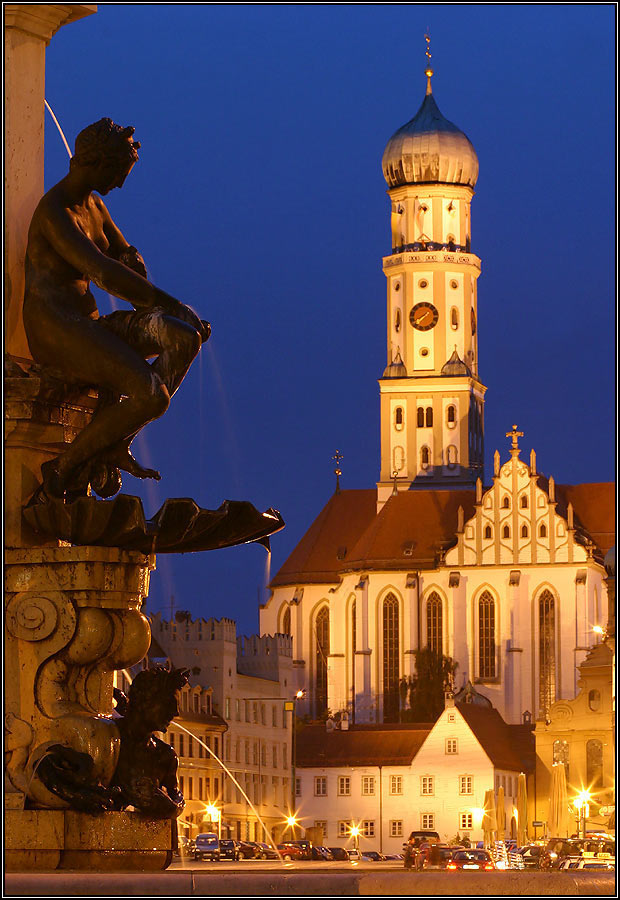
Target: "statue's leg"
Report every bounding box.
[36,317,171,496]
[95,311,202,476]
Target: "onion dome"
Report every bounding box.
[441,349,472,377]
[382,74,479,188]
[382,350,407,378]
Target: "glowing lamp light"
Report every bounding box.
[295,689,306,700]
[592,625,604,636]
[349,825,360,838]
[205,804,220,821]
[472,807,485,828]
[286,815,298,828]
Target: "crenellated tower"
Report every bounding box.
[377,48,486,506]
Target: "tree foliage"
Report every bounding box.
[400,648,458,722]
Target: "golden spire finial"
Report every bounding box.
[424,31,434,94]
[332,449,343,493]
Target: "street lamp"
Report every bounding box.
[286,814,298,839]
[574,790,591,840]
[350,825,360,853]
[284,689,307,815]
[205,803,221,839]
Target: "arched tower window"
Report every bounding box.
[417,407,425,428]
[395,407,403,427]
[315,607,330,718]
[421,446,430,469]
[282,606,291,635]
[478,591,496,679]
[425,407,433,427]
[539,590,556,714]
[426,592,443,656]
[447,405,456,424]
[586,739,604,788]
[382,593,400,722]
[450,307,459,330]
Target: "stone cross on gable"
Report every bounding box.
[506,424,524,451]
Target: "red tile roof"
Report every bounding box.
[270,490,377,587]
[345,489,475,571]
[296,723,432,767]
[556,482,615,557]
[457,704,535,773]
[271,481,614,587]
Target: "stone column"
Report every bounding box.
[4,4,96,361]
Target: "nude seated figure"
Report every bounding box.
[23,117,210,499]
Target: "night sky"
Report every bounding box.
[43,4,615,635]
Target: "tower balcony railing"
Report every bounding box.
[390,240,470,255]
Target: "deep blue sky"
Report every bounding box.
[44,4,615,635]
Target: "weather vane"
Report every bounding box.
[424,30,434,88]
[506,424,524,451]
[332,450,343,493]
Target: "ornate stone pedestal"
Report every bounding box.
[4,372,175,870]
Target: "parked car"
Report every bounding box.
[238,840,261,859]
[518,844,543,868]
[558,854,615,871]
[362,850,386,862]
[256,842,280,859]
[418,844,460,870]
[347,848,362,861]
[312,845,334,860]
[447,849,495,870]
[540,837,615,870]
[329,847,349,861]
[193,832,220,861]
[219,839,242,861]
[277,841,312,861]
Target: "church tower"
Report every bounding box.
[378,45,486,506]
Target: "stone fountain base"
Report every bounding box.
[5,809,174,872]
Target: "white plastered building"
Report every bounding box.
[259,70,613,728]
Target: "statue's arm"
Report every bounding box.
[97,199,148,277]
[41,204,208,337]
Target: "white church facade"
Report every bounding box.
[259,64,613,727]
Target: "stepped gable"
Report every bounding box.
[344,489,475,571]
[457,703,535,773]
[296,723,433,768]
[270,489,377,587]
[556,482,615,557]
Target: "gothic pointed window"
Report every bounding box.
[539,523,547,538]
[315,607,330,717]
[539,590,556,714]
[425,407,433,427]
[520,495,528,508]
[282,606,291,635]
[502,496,510,509]
[503,524,510,538]
[478,591,496,679]
[484,525,492,539]
[417,407,425,428]
[426,592,443,656]
[521,524,529,538]
[383,593,400,722]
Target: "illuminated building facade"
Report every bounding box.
[260,66,614,728]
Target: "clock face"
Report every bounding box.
[410,302,439,331]
[471,308,477,335]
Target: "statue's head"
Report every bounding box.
[127,665,189,733]
[71,118,141,194]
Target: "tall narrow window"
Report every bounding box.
[484,525,492,539]
[351,600,356,719]
[586,739,604,788]
[478,591,496,679]
[502,524,510,538]
[383,593,400,722]
[282,606,291,635]
[315,607,330,717]
[539,590,556,714]
[450,307,459,330]
[447,405,456,424]
[520,495,528,508]
[395,407,403,427]
[417,407,425,428]
[521,524,529,538]
[553,739,569,781]
[425,407,433,427]
[426,592,443,655]
[421,446,430,469]
[539,523,547,538]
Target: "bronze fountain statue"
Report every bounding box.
[7,120,284,848]
[23,118,210,501]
